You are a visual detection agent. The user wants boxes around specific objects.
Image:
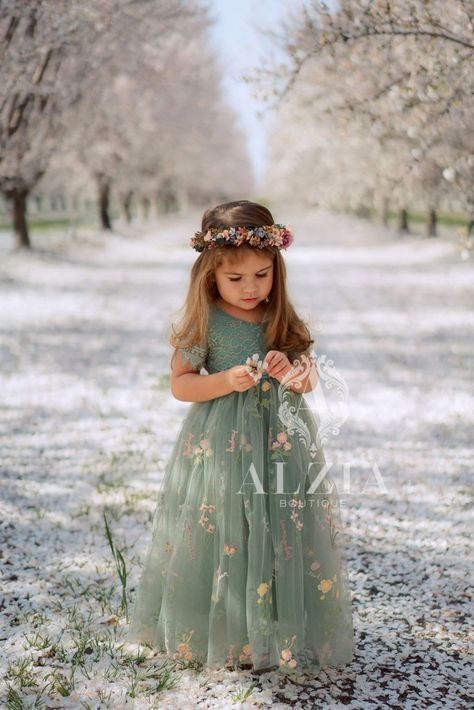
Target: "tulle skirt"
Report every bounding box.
[126,379,354,674]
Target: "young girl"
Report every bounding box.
[126,200,354,675]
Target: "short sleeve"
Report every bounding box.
[288,349,313,364]
[178,343,207,371]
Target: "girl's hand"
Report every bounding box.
[225,365,257,392]
[263,350,293,383]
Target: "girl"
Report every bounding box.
[126,200,354,675]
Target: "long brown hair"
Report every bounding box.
[170,199,313,366]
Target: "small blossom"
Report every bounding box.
[318,579,333,594]
[224,543,237,556]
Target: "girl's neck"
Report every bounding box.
[214,297,267,324]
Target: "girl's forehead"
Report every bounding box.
[218,251,273,271]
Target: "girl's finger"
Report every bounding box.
[237,376,255,386]
[240,368,255,378]
[239,370,255,379]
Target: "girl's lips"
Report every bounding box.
[243,297,257,301]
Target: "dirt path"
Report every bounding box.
[1,210,472,708]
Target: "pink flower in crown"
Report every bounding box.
[281,227,294,250]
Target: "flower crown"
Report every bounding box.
[190,224,294,252]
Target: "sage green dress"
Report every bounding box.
[126,303,354,674]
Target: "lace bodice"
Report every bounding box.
[178,304,270,375]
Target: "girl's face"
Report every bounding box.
[214,249,273,311]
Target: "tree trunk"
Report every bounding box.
[467,218,474,236]
[138,196,149,221]
[98,175,112,230]
[152,195,161,219]
[176,185,189,214]
[119,191,132,223]
[6,188,31,249]
[159,178,177,213]
[398,208,410,233]
[380,196,389,226]
[163,190,177,213]
[427,209,437,237]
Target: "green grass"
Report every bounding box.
[0,212,131,233]
[390,210,467,227]
[103,510,129,622]
[0,217,95,231]
[363,207,469,228]
[231,683,258,702]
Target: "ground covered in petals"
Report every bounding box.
[1,210,472,708]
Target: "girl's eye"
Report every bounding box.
[229,274,268,282]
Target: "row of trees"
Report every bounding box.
[253,0,474,236]
[0,0,254,249]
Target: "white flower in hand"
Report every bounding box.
[244,353,268,382]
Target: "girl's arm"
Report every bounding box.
[170,350,256,402]
[170,351,232,402]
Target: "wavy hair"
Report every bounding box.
[170,199,313,367]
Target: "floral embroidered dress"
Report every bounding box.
[126,303,354,674]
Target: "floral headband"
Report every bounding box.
[190,224,294,252]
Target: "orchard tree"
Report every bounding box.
[250,0,474,233]
[1,0,254,247]
[54,2,254,229]
[1,1,68,247]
